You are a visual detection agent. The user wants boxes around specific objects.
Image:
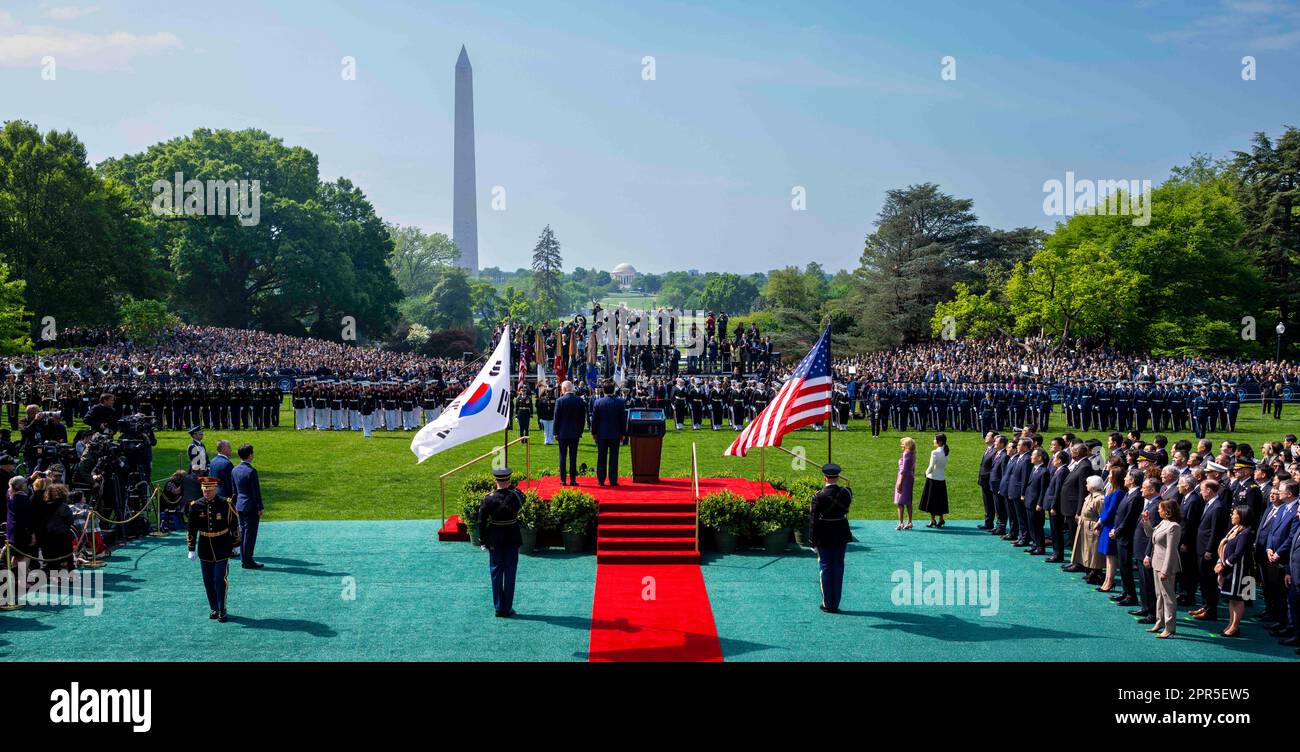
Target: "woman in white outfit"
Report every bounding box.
[918,433,950,528]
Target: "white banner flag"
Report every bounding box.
[410,325,513,463]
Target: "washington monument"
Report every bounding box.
[453,45,478,272]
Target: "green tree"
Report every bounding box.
[1233,127,1300,330]
[850,183,981,347]
[530,225,563,320]
[98,128,400,340]
[388,224,458,297]
[0,121,160,332]
[931,282,1011,340]
[468,277,501,324]
[699,273,759,314]
[0,261,32,354]
[118,297,182,345]
[413,267,474,330]
[763,267,811,311]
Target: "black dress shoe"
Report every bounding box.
[1062,563,1084,573]
[242,562,264,569]
[1108,593,1125,601]
[217,612,228,623]
[1136,616,1157,625]
[1014,539,1030,547]
[1001,534,1016,541]
[976,523,992,530]
[819,605,839,614]
[209,610,219,620]
[991,527,1006,536]
[1044,554,1063,563]
[1115,596,1138,607]
[1128,609,1150,617]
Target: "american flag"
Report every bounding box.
[725,327,832,457]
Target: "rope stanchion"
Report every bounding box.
[82,508,105,569]
[0,543,23,611]
[146,487,167,537]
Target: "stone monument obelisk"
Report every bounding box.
[453,45,478,273]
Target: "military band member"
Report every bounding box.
[478,467,524,617]
[188,425,208,475]
[670,378,687,430]
[809,463,852,613]
[186,476,239,622]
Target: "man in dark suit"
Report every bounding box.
[988,436,1009,536]
[1131,478,1161,624]
[590,381,626,487]
[1177,474,1205,606]
[552,380,586,486]
[231,443,264,569]
[1112,470,1143,607]
[1260,478,1298,637]
[1021,448,1049,555]
[977,432,997,530]
[1283,496,1300,652]
[1042,450,1070,562]
[1004,438,1032,546]
[1060,443,1095,572]
[1191,475,1231,622]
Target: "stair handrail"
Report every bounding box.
[437,435,531,541]
[691,441,700,554]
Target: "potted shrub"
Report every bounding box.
[517,490,550,555]
[752,494,796,554]
[460,476,496,547]
[551,489,597,553]
[697,491,750,554]
[791,494,813,547]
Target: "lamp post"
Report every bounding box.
[1276,322,1286,363]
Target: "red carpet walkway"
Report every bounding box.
[522,476,776,662]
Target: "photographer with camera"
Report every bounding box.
[83,392,117,434]
[21,407,69,473]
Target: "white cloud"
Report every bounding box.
[1148,0,1300,49]
[0,16,182,71]
[43,6,100,22]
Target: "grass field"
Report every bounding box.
[146,401,1297,522]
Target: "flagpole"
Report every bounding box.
[503,317,511,467]
[826,327,832,464]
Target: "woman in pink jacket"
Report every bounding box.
[896,437,916,530]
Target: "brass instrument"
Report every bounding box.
[8,360,22,375]
[70,358,85,375]
[96,362,111,376]
[37,358,54,373]
[132,362,147,377]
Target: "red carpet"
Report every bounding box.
[522,476,774,662]
[588,563,722,662]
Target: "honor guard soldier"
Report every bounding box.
[809,462,853,613]
[1224,385,1241,432]
[186,476,239,622]
[1191,387,1209,438]
[188,425,208,475]
[478,467,524,617]
[514,387,533,437]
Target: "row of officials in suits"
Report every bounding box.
[978,429,1300,644]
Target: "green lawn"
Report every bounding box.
[147,401,1295,522]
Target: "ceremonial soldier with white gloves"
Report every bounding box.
[186,476,239,622]
[809,463,853,614]
[478,467,524,618]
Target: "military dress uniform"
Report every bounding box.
[809,463,853,613]
[187,427,208,475]
[187,478,240,621]
[478,468,524,617]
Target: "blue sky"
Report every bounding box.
[2,0,1298,273]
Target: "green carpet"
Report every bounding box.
[0,521,596,662]
[4,519,1295,661]
[703,521,1299,662]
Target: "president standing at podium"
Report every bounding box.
[592,380,627,487]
